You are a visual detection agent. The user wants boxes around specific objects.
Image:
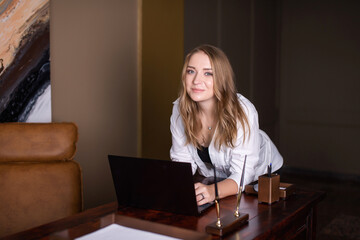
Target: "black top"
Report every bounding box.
[197,146,212,164]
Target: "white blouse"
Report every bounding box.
[170,94,283,190]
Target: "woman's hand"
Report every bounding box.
[194,179,238,205]
[194,182,215,205]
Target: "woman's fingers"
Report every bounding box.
[195,183,207,205]
[194,183,215,205]
[196,192,205,202]
[194,182,203,190]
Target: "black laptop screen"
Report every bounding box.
[108,155,202,216]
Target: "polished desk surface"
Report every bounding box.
[4,188,325,240]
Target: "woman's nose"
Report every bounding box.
[193,73,202,84]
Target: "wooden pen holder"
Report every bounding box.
[258,174,280,204]
[206,213,249,236]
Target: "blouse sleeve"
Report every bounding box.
[227,98,261,190]
[169,102,198,174]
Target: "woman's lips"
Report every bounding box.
[191,88,204,93]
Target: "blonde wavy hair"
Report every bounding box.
[179,44,250,150]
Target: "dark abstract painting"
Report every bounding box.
[0,0,50,122]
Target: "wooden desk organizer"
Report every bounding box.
[206,212,249,236]
[258,174,280,204]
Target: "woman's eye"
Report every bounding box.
[204,72,213,76]
[187,69,195,74]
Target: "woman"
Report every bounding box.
[170,44,283,206]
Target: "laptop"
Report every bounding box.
[108,155,213,216]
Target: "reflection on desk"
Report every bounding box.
[3,188,325,240]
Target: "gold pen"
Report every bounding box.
[213,166,222,228]
[235,155,247,218]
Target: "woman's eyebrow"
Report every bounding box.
[186,66,212,70]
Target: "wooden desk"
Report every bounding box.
[3,188,325,240]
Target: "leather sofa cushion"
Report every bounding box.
[0,161,82,237]
[0,122,78,162]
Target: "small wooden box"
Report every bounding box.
[258,174,280,204]
[245,182,295,200]
[279,183,295,199]
[244,183,258,195]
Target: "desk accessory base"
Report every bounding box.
[205,213,249,236]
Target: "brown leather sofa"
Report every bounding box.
[0,122,83,238]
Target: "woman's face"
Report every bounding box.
[185,51,215,105]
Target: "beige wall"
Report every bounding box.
[279,0,360,175]
[51,0,139,208]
